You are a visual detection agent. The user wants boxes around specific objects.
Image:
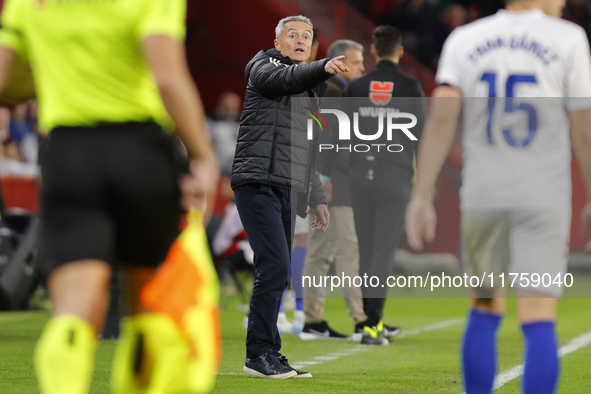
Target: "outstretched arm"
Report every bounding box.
[251,55,349,99]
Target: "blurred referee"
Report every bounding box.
[344,25,425,345]
[0,0,217,393]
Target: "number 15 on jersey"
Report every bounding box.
[481,72,538,148]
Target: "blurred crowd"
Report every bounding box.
[0,101,40,178]
[346,0,591,71]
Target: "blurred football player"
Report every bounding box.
[405,0,591,393]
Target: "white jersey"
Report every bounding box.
[436,9,591,211]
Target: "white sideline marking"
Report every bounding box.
[220,319,465,375]
[491,330,591,390]
[295,361,322,366]
[315,356,339,361]
[290,318,463,371]
[492,365,524,390]
[397,318,464,338]
[289,346,364,371]
[558,331,591,357]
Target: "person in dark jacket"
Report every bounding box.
[231,15,349,379]
[344,25,425,345]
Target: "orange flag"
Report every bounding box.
[141,209,221,393]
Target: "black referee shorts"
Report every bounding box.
[39,122,186,278]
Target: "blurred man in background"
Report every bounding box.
[207,91,242,174]
[300,39,367,340]
[309,28,320,62]
[406,0,591,392]
[345,25,425,345]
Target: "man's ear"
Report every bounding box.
[370,45,379,60]
[274,39,281,53]
[398,46,404,59]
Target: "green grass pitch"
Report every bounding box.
[1,297,590,393]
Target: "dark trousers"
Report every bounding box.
[234,183,295,358]
[350,170,408,327]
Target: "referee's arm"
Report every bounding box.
[142,35,218,208]
[0,45,35,106]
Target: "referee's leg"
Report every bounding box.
[35,260,111,394]
[111,266,194,394]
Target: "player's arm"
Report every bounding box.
[405,85,462,251]
[570,108,591,248]
[142,36,218,209]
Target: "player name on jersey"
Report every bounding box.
[468,35,559,65]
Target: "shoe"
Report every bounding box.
[243,353,297,379]
[276,353,312,378]
[383,323,402,339]
[360,323,389,346]
[277,312,293,334]
[292,310,305,334]
[350,332,363,341]
[298,321,348,340]
[353,321,401,341]
[351,321,365,341]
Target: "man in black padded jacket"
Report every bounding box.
[231,15,349,379]
[343,25,426,345]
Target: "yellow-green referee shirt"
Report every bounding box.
[0,0,186,133]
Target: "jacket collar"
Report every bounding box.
[264,48,295,65]
[376,59,399,69]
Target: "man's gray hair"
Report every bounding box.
[327,39,364,59]
[275,15,313,39]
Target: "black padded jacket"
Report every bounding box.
[231,48,333,212]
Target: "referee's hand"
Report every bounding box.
[180,158,218,212]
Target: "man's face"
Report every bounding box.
[538,0,566,17]
[274,21,313,64]
[341,48,365,82]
